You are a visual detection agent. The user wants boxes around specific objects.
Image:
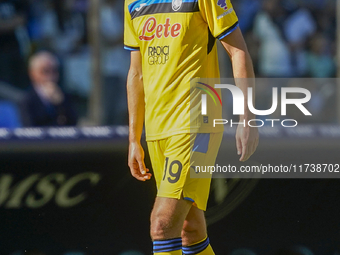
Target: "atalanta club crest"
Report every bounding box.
[172,0,182,11]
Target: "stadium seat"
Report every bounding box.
[0,101,22,128]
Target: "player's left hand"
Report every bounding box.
[235,124,259,162]
[128,142,152,181]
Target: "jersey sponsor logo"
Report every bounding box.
[148,45,170,65]
[217,0,228,10]
[172,0,182,11]
[139,17,182,41]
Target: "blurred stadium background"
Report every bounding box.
[0,0,340,254]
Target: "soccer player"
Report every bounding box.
[124,0,259,254]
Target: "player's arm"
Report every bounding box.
[127,50,151,181]
[220,27,259,162]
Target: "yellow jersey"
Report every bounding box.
[124,0,238,141]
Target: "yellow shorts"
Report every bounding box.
[147,132,223,211]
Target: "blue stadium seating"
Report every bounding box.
[0,101,22,128]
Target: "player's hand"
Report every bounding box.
[128,142,152,181]
[236,124,259,162]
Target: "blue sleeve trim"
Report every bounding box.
[217,21,239,40]
[124,45,140,51]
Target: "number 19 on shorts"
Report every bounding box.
[163,157,183,183]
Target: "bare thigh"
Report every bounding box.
[182,205,207,246]
[150,197,193,240]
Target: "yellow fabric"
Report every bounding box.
[196,244,215,255]
[199,0,238,38]
[124,0,238,141]
[147,132,223,211]
[183,237,215,254]
[154,251,182,255]
[186,236,208,246]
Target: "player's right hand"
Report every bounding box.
[128,142,152,181]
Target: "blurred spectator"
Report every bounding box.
[55,0,90,122]
[28,0,87,55]
[20,51,78,127]
[284,6,316,76]
[51,0,86,55]
[306,33,336,78]
[28,0,59,48]
[253,0,293,77]
[101,0,129,125]
[233,0,261,33]
[0,0,30,88]
[314,1,336,41]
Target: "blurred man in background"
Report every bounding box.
[0,0,29,88]
[20,51,77,127]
